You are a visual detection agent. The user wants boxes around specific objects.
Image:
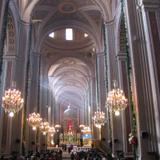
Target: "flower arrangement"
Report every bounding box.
[128,132,137,145]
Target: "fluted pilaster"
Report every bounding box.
[117,52,132,154]
[104,21,124,154]
[125,0,159,159]
[140,1,160,157]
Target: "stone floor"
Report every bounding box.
[62,151,71,160]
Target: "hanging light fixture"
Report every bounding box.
[106,81,128,116]
[79,124,85,129]
[27,112,42,130]
[2,88,24,117]
[92,109,106,128]
[48,126,55,137]
[40,121,50,135]
[79,124,85,132]
[81,126,91,133]
[55,124,61,132]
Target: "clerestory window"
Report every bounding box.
[65,28,73,40]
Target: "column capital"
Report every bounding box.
[138,0,160,10]
[116,52,127,61]
[18,18,31,26]
[104,19,115,27]
[3,54,18,60]
[31,51,41,57]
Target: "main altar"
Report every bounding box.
[60,105,81,145]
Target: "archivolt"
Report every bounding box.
[23,0,111,22]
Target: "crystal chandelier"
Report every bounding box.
[48,126,55,137]
[27,112,42,130]
[79,124,85,132]
[55,124,61,132]
[2,88,24,117]
[40,121,50,135]
[79,124,85,129]
[106,82,128,115]
[92,109,106,128]
[81,126,91,133]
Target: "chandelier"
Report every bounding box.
[27,112,42,130]
[2,88,24,117]
[55,124,61,132]
[106,82,128,115]
[92,109,106,128]
[40,121,50,135]
[79,124,85,130]
[81,126,91,133]
[48,126,55,137]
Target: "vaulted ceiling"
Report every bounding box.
[48,57,91,108]
[18,0,119,22]
[15,0,120,117]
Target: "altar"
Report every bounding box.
[60,132,80,145]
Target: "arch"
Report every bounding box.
[44,55,95,82]
[48,57,91,78]
[57,93,85,108]
[23,0,111,23]
[22,0,39,22]
[48,57,92,107]
[35,20,102,53]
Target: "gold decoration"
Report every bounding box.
[81,126,91,133]
[40,121,50,135]
[48,126,55,137]
[92,110,106,128]
[27,112,42,130]
[55,124,61,132]
[107,81,128,115]
[2,88,24,117]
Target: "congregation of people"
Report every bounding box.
[70,148,110,160]
[0,148,113,160]
[0,150,62,160]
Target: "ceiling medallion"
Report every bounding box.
[59,2,77,14]
[63,59,76,65]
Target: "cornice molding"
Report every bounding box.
[139,0,160,10]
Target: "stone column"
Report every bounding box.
[0,0,10,152]
[51,94,56,125]
[104,21,123,154]
[87,84,91,127]
[39,57,48,119]
[84,93,87,125]
[94,55,101,144]
[54,102,60,125]
[140,0,160,157]
[0,1,7,38]
[80,95,85,125]
[39,57,49,150]
[0,18,33,154]
[48,88,55,125]
[91,69,97,147]
[97,54,106,109]
[125,0,159,159]
[25,52,41,152]
[0,55,17,153]
[13,20,32,154]
[104,21,118,88]
[89,81,93,128]
[117,52,132,154]
[97,53,107,146]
